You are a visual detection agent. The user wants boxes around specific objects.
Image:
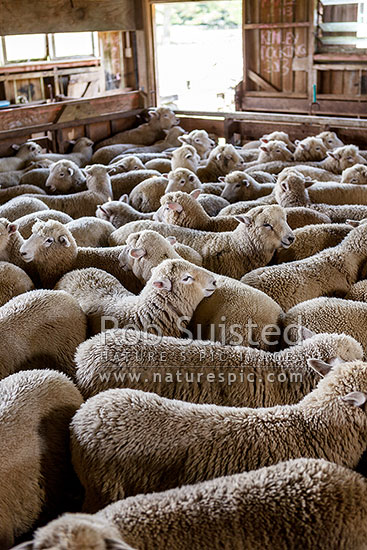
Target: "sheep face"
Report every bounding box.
[221,171,258,203]
[159,190,202,226]
[258,140,293,163]
[45,160,86,193]
[317,131,344,150]
[148,259,217,301]
[178,129,216,159]
[211,144,244,173]
[341,164,367,185]
[261,131,295,152]
[274,173,310,207]
[165,168,201,194]
[171,145,201,172]
[119,230,180,282]
[0,218,17,256]
[71,137,94,152]
[327,145,366,171]
[14,141,42,160]
[109,156,145,173]
[237,205,295,249]
[155,107,180,129]
[294,137,328,162]
[19,220,76,263]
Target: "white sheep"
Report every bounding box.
[341,164,367,184]
[45,159,86,193]
[0,261,34,306]
[197,193,229,216]
[197,144,244,182]
[0,369,83,549]
[220,170,275,203]
[109,205,295,279]
[35,137,94,167]
[0,196,49,221]
[65,217,115,247]
[317,130,344,149]
[109,169,160,199]
[96,199,154,227]
[16,210,73,239]
[0,141,42,173]
[0,185,47,206]
[177,128,216,158]
[122,126,186,154]
[108,155,146,172]
[293,137,328,162]
[144,157,172,173]
[0,159,53,188]
[69,360,367,509]
[128,176,168,212]
[171,144,201,173]
[241,131,296,152]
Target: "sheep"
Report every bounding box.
[65,217,115,247]
[164,167,201,194]
[96,199,154,228]
[196,144,244,182]
[118,231,203,279]
[0,369,83,549]
[25,164,112,218]
[171,144,201,172]
[293,137,328,162]
[241,222,367,311]
[122,126,186,154]
[16,210,73,239]
[0,196,49,221]
[282,297,367,355]
[241,131,296,152]
[307,144,366,173]
[108,155,146,172]
[157,190,238,231]
[129,176,168,212]
[345,280,367,302]
[250,170,277,183]
[19,168,50,191]
[144,158,172,173]
[246,161,340,180]
[341,164,367,184]
[0,185,46,206]
[274,223,352,263]
[69,360,367,510]
[95,107,180,150]
[45,159,86,193]
[109,169,160,198]
[35,137,94,167]
[0,159,53,188]
[75,326,361,406]
[275,174,367,222]
[220,170,275,203]
[0,141,42,173]
[255,139,294,163]
[20,458,367,550]
[19,219,141,292]
[317,130,344,149]
[0,262,34,306]
[0,218,34,276]
[197,193,229,216]
[109,205,295,279]
[0,289,86,379]
[177,128,216,159]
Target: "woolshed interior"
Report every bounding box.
[2,0,367,549]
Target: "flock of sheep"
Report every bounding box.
[2,106,367,549]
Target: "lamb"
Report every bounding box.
[20,458,367,550]
[0,262,34,306]
[144,157,172,173]
[171,144,201,173]
[74,327,361,406]
[293,137,328,161]
[157,190,238,231]
[241,222,367,311]
[282,297,367,355]
[0,369,83,549]
[45,159,86,193]
[69,360,367,509]
[345,280,367,302]
[35,137,94,167]
[0,185,46,206]
[275,223,352,263]
[0,218,35,276]
[317,130,344,149]
[96,199,154,227]
[164,168,201,194]
[19,168,51,191]
[128,176,168,212]
[306,144,366,173]
[108,155,146,172]
[254,139,294,163]
[0,159,53,188]
[95,107,180,150]
[25,164,113,218]
[197,193,229,216]
[109,169,160,198]
[120,231,203,273]
[120,229,283,349]
[341,164,367,184]
[122,126,186,154]
[0,289,86,378]
[19,219,142,292]
[197,144,244,182]
[177,128,216,158]
[241,131,296,152]
[0,196,49,221]
[65,217,115,247]
[109,205,295,279]
[246,162,340,180]
[0,141,42,173]
[220,170,275,203]
[16,210,73,239]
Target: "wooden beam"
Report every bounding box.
[320,0,357,4]
[314,53,367,61]
[243,22,309,29]
[0,1,137,35]
[247,70,279,93]
[320,22,359,32]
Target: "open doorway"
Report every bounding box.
[153,1,242,111]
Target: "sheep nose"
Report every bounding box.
[288,235,295,244]
[20,250,27,256]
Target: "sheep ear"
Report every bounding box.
[260,138,269,144]
[167,202,183,213]
[235,215,251,225]
[129,247,146,259]
[108,166,117,174]
[105,538,132,550]
[152,277,172,291]
[190,189,201,200]
[119,194,129,203]
[149,111,158,119]
[327,151,337,159]
[298,326,316,341]
[9,542,34,550]
[69,139,76,146]
[178,136,188,144]
[218,176,226,183]
[185,153,193,159]
[67,167,74,176]
[8,223,17,234]
[346,219,360,227]
[307,358,333,377]
[216,153,222,161]
[281,181,289,192]
[162,173,169,179]
[58,235,71,247]
[166,236,177,245]
[259,146,267,152]
[243,179,250,187]
[11,143,20,151]
[342,392,367,408]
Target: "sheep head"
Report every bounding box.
[0,218,18,256]
[20,220,77,264]
[235,204,295,250]
[158,189,203,226]
[14,141,42,161]
[211,144,244,174]
[261,131,295,152]
[326,145,366,172]
[294,137,328,162]
[178,129,216,159]
[317,131,344,150]
[171,145,201,172]
[110,156,145,173]
[154,106,180,129]
[45,159,86,193]
[275,172,310,208]
[165,168,201,194]
[221,171,258,203]
[258,140,294,163]
[341,164,367,185]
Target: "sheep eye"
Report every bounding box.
[316,147,320,151]
[195,138,200,143]
[347,157,353,161]
[263,223,273,230]
[276,149,281,153]
[59,172,64,177]
[44,237,54,245]
[180,179,185,184]
[235,184,241,188]
[182,275,194,283]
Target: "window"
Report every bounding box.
[0,32,99,64]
